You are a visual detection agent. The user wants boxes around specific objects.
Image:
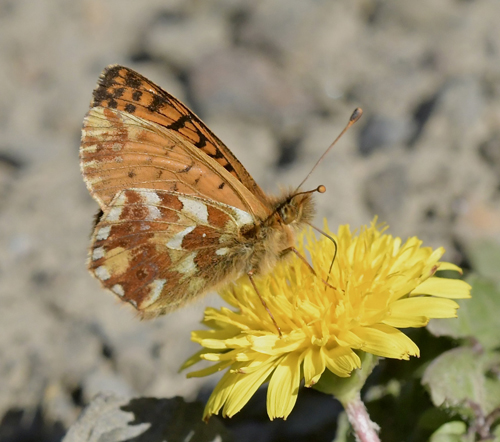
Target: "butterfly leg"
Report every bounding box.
[281,247,336,290]
[247,270,282,337]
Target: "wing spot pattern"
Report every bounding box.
[95,265,111,281]
[148,94,170,113]
[124,103,136,113]
[96,225,111,240]
[92,246,105,261]
[106,193,127,221]
[140,191,162,221]
[178,195,209,223]
[125,71,142,89]
[166,226,196,250]
[113,87,125,98]
[141,278,167,308]
[175,252,198,276]
[178,162,193,174]
[132,90,143,101]
[167,114,190,131]
[112,284,125,297]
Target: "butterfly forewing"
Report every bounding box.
[81,106,269,220]
[87,65,269,205]
[90,188,255,317]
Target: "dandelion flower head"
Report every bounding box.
[183,220,471,420]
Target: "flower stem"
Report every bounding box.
[342,392,380,442]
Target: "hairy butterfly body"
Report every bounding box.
[81,65,316,319]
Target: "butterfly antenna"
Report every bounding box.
[295,108,363,193]
[293,184,327,199]
[306,222,338,288]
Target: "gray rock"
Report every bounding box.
[358,115,415,156]
[364,163,409,224]
[2,0,500,438]
[189,48,315,135]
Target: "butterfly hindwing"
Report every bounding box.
[89,188,255,317]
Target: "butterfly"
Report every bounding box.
[80,65,360,323]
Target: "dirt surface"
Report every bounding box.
[1,0,500,439]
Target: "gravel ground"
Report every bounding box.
[1,0,500,440]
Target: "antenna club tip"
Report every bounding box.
[317,185,326,194]
[350,107,363,123]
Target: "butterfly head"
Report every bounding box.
[277,185,325,227]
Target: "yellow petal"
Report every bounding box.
[223,361,277,418]
[411,278,472,299]
[180,348,210,371]
[425,247,445,265]
[203,369,239,419]
[324,347,360,377]
[382,315,429,328]
[337,330,365,348]
[352,324,420,359]
[381,297,461,329]
[187,361,232,378]
[303,347,326,387]
[204,360,275,419]
[249,333,301,355]
[203,349,245,362]
[437,262,463,273]
[267,352,301,420]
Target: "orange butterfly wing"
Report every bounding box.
[89,189,256,318]
[80,65,279,315]
[81,65,270,209]
[81,106,269,220]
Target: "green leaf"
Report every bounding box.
[422,347,500,417]
[429,421,471,442]
[485,376,500,418]
[427,274,500,349]
[467,240,500,283]
[493,422,500,442]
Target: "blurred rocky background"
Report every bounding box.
[1,0,499,441]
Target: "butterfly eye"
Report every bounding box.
[280,203,298,225]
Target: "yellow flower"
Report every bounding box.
[182,220,471,420]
